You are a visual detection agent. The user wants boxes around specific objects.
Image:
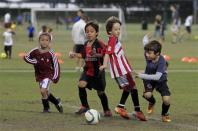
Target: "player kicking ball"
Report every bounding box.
[24,33,63,113]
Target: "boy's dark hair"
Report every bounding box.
[85,21,99,33]
[105,16,121,35]
[78,9,84,14]
[39,33,52,41]
[144,40,162,54]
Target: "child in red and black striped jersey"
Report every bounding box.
[24,33,63,113]
[69,21,112,117]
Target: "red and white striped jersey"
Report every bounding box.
[106,36,132,78]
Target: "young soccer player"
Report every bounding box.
[24,33,63,113]
[135,40,171,122]
[3,23,14,59]
[27,23,35,41]
[69,21,112,117]
[99,16,146,121]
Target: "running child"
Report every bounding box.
[135,40,171,122]
[24,33,63,113]
[69,21,112,117]
[99,16,146,121]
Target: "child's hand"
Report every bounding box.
[132,70,139,78]
[99,65,106,71]
[68,51,75,58]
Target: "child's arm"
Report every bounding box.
[99,54,109,71]
[69,51,82,58]
[52,54,60,83]
[24,50,37,65]
[137,72,162,81]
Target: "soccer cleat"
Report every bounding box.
[75,106,89,115]
[104,110,112,117]
[114,107,130,119]
[43,109,50,113]
[55,98,63,113]
[134,111,147,121]
[147,103,155,114]
[162,114,171,122]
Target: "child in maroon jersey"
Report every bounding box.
[24,33,63,113]
[69,21,112,117]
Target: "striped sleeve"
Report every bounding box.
[24,48,38,64]
[50,50,60,83]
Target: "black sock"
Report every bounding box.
[143,95,156,105]
[42,99,49,111]
[131,89,140,112]
[79,87,89,108]
[118,90,130,108]
[162,103,170,115]
[48,93,59,105]
[98,92,109,111]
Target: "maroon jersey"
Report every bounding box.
[81,39,106,76]
[24,47,60,83]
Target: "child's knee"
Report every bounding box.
[162,96,170,105]
[40,88,48,98]
[78,81,87,88]
[143,92,152,99]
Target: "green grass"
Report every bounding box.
[0,23,198,131]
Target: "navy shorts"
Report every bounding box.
[74,45,84,53]
[79,71,106,91]
[143,80,171,96]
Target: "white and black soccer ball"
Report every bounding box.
[85,109,100,124]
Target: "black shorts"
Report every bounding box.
[143,80,171,96]
[29,33,34,38]
[186,26,191,34]
[74,45,84,53]
[79,71,106,91]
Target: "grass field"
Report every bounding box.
[0,23,198,131]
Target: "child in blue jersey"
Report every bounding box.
[27,23,35,41]
[135,40,171,122]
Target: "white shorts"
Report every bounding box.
[39,78,51,89]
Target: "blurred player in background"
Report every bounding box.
[3,23,14,59]
[71,13,88,72]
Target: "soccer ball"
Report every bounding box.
[85,109,100,124]
[0,53,7,59]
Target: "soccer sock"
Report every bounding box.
[42,99,49,111]
[118,90,130,108]
[143,95,156,105]
[48,93,59,105]
[98,92,109,111]
[79,87,89,108]
[161,103,170,116]
[131,89,141,112]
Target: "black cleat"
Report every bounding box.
[75,106,89,115]
[55,98,63,113]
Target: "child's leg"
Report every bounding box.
[40,79,51,112]
[97,91,110,111]
[143,92,156,106]
[117,90,130,108]
[40,88,50,112]
[78,85,89,108]
[162,96,170,116]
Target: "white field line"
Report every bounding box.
[0,69,198,73]
[63,103,198,130]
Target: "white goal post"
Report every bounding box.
[31,8,127,40]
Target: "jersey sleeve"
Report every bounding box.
[51,52,60,83]
[105,36,117,55]
[24,48,37,65]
